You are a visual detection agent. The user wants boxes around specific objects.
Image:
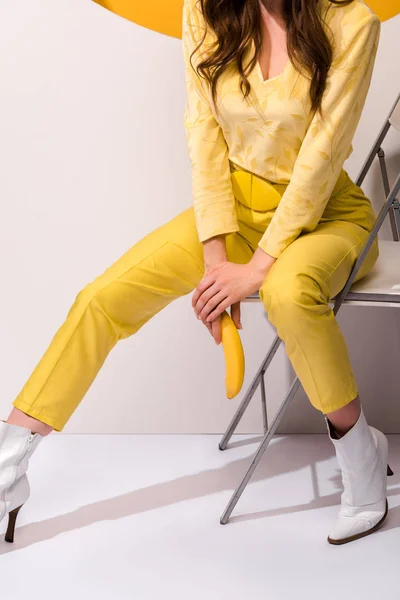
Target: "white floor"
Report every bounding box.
[1,434,400,599]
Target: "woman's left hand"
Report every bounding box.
[192,251,275,323]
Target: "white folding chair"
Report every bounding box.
[219,91,400,525]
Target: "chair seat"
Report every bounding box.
[245,240,400,308]
[343,240,400,306]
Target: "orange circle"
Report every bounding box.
[93,0,184,38]
[366,0,400,22]
[93,0,398,39]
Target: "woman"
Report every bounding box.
[0,0,391,546]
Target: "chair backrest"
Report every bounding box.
[356,92,400,187]
[355,91,400,242]
[333,93,400,308]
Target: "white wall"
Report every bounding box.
[0,0,399,434]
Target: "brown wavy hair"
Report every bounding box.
[192,0,354,116]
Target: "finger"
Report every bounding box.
[231,302,242,329]
[205,319,222,345]
[192,272,218,308]
[205,321,213,337]
[206,298,231,322]
[194,282,221,317]
[194,300,213,333]
[198,289,228,321]
[212,317,222,345]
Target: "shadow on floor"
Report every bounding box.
[1,434,399,553]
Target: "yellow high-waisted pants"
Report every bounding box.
[12,164,379,431]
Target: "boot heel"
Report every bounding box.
[387,464,394,477]
[5,505,23,543]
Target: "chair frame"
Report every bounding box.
[219,92,400,525]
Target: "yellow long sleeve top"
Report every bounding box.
[182,0,381,259]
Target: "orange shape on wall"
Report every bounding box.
[93,0,399,39]
[366,0,400,22]
[93,0,184,38]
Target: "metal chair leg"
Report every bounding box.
[378,148,399,241]
[220,376,301,525]
[219,334,282,451]
[260,374,268,434]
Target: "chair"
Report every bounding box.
[219,91,400,525]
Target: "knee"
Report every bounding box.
[68,281,104,322]
[260,271,323,325]
[73,281,99,308]
[70,281,122,335]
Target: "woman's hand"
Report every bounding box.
[193,247,276,325]
[200,300,242,345]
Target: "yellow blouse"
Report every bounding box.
[182,0,381,258]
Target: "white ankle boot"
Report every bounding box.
[325,407,392,545]
[0,420,43,543]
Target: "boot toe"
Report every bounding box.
[328,516,374,544]
[328,500,388,545]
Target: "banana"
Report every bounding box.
[220,311,245,399]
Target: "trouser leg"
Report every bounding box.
[12,207,252,431]
[259,220,379,414]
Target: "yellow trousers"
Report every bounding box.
[13,164,379,431]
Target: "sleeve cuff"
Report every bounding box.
[257,235,284,260]
[195,205,239,243]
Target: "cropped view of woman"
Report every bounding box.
[0,0,391,547]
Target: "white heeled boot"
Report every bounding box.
[0,420,43,543]
[325,407,392,545]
